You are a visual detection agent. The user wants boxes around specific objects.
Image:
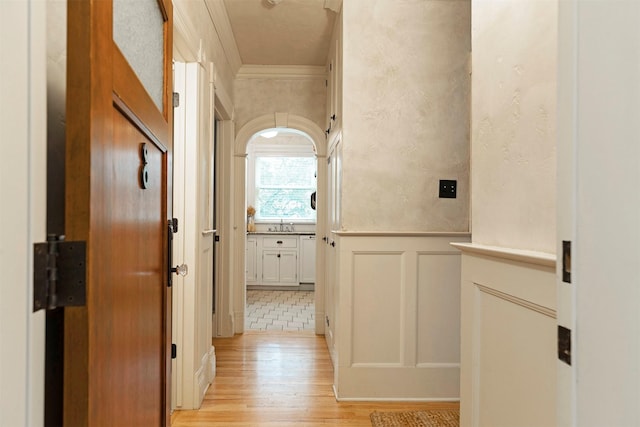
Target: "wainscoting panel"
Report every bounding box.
[334,232,470,400]
[352,252,404,365]
[454,243,556,427]
[417,254,462,365]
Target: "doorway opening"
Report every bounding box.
[244,129,317,331]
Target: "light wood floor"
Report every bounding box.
[170,331,458,426]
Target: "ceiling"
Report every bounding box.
[223,0,338,66]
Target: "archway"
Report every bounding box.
[232,113,327,335]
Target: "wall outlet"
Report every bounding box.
[439,180,457,198]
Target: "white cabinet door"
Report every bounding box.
[261,250,280,283]
[246,237,257,283]
[279,250,298,284]
[300,235,316,283]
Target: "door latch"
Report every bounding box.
[167,218,188,287]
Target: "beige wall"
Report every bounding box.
[233,77,326,135]
[174,0,236,103]
[341,0,471,232]
[471,0,557,254]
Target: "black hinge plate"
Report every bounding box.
[33,240,87,312]
[171,343,177,359]
[173,92,180,108]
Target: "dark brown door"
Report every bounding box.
[64,1,173,425]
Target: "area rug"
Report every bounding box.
[370,409,459,427]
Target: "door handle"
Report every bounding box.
[167,219,188,286]
[171,263,188,276]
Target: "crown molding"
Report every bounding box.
[173,2,200,61]
[203,0,242,76]
[236,65,327,80]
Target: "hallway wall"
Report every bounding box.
[234,73,326,134]
[459,1,558,425]
[341,0,471,232]
[471,0,557,254]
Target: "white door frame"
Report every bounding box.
[0,0,47,424]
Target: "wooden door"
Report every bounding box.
[64,1,173,425]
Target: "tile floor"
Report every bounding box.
[245,289,315,331]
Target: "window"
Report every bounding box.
[254,155,316,222]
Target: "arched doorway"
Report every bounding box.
[232,113,327,335]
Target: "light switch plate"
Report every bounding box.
[439,180,457,198]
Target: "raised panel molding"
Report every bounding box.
[334,234,470,400]
[457,244,557,427]
[351,252,404,365]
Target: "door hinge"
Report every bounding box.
[171,343,177,359]
[33,235,87,312]
[558,325,572,366]
[172,92,180,108]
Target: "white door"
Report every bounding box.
[557,2,640,426]
[171,61,215,410]
[0,0,47,424]
[279,251,298,284]
[262,251,280,283]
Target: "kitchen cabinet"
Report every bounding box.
[299,235,316,283]
[246,234,304,287]
[261,235,298,285]
[262,249,298,285]
[246,237,257,283]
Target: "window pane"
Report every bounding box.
[255,156,316,221]
[113,0,164,111]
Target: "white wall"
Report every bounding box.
[471,0,557,254]
[341,0,470,232]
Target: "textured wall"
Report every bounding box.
[471,0,557,253]
[341,0,471,232]
[234,78,326,135]
[174,0,236,100]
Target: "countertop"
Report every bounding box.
[247,231,316,236]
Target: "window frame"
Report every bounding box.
[247,141,317,224]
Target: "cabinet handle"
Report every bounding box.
[330,241,335,247]
[277,240,283,244]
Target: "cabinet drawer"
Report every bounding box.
[262,237,298,248]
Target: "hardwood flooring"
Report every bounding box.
[170,331,458,426]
